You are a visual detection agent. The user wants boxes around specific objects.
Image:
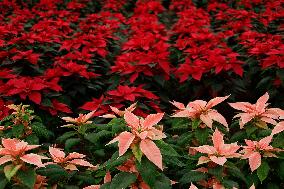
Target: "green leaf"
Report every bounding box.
[245,124,258,136]
[104,151,131,170]
[153,173,171,189]
[272,132,284,148]
[63,185,79,189]
[195,128,210,145]
[192,119,201,129]
[4,164,22,181]
[31,122,52,139]
[136,157,158,187]
[17,169,36,188]
[266,183,280,189]
[208,167,223,180]
[57,131,77,143]
[257,161,270,182]
[109,172,136,189]
[155,140,180,157]
[169,118,189,130]
[36,164,68,182]
[25,134,39,145]
[12,124,24,138]
[277,161,284,179]
[180,171,207,184]
[132,144,143,162]
[100,183,111,189]
[107,118,126,134]
[73,173,96,184]
[176,132,194,146]
[226,162,247,183]
[0,174,8,188]
[163,156,185,167]
[65,138,81,151]
[230,131,247,143]
[85,130,112,144]
[222,179,239,189]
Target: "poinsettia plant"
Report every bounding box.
[0,0,284,188]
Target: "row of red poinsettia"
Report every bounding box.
[0,0,283,118]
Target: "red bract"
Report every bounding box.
[12,50,41,65]
[107,85,159,102]
[41,99,72,116]
[0,98,11,120]
[0,69,16,79]
[2,77,46,104]
[172,4,244,82]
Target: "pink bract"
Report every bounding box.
[0,138,46,167]
[229,92,284,129]
[171,96,230,129]
[107,111,165,170]
[192,129,240,166]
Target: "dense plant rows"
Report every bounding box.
[0,0,283,188]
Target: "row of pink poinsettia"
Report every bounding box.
[84,92,284,189]
[1,92,284,188]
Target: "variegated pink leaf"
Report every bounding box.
[49,147,65,160]
[209,156,227,165]
[256,92,269,111]
[206,95,229,109]
[200,114,213,128]
[124,111,140,130]
[192,145,216,154]
[0,155,13,165]
[171,109,194,118]
[69,159,93,167]
[188,100,207,110]
[104,171,112,183]
[170,101,185,109]
[248,152,261,172]
[21,153,45,167]
[117,131,135,156]
[189,183,198,189]
[212,129,224,150]
[142,113,164,129]
[140,139,163,170]
[83,185,100,189]
[208,111,228,129]
[272,121,284,135]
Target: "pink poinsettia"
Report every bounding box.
[61,110,96,127]
[48,147,94,170]
[191,129,240,166]
[107,111,165,170]
[240,135,281,172]
[100,102,137,118]
[171,96,229,130]
[0,138,46,167]
[229,92,284,129]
